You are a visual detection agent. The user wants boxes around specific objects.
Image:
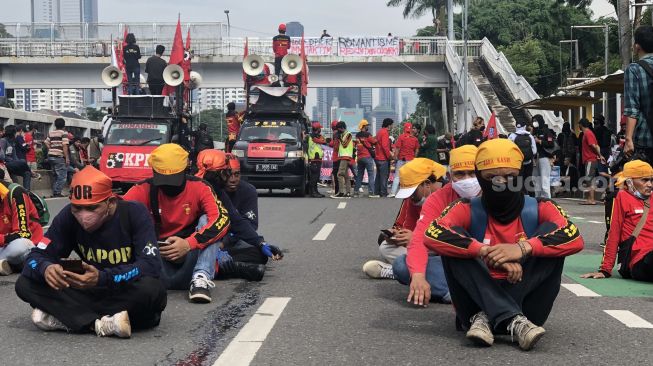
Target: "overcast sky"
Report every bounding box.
[0,0,616,37]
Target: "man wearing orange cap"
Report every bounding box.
[582,160,653,281]
[395,145,480,306]
[196,150,283,281]
[362,158,448,304]
[354,119,376,197]
[389,122,420,197]
[16,166,166,338]
[124,144,230,303]
[424,139,584,350]
[272,24,291,76]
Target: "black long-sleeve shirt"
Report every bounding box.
[22,201,161,288]
[123,44,141,69]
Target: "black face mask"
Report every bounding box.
[476,171,524,224]
[159,179,186,197]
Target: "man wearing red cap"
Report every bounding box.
[308,122,326,198]
[390,122,420,197]
[124,144,231,303]
[16,166,166,338]
[272,24,291,76]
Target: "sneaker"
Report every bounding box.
[362,260,395,279]
[94,310,131,338]
[466,312,494,346]
[387,193,396,198]
[368,194,381,198]
[508,315,546,351]
[330,193,344,199]
[0,259,12,276]
[358,187,364,193]
[344,193,352,199]
[31,308,69,332]
[189,273,216,303]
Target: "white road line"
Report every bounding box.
[337,202,347,209]
[604,310,653,328]
[561,283,601,297]
[214,297,291,366]
[572,216,586,220]
[312,223,336,241]
[588,220,603,224]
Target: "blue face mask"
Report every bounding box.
[633,190,648,200]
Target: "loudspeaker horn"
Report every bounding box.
[163,64,184,87]
[101,66,123,87]
[281,54,303,75]
[243,55,265,76]
[189,71,202,90]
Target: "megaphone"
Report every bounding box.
[281,54,303,75]
[243,55,265,76]
[101,66,123,87]
[189,71,202,90]
[163,64,184,87]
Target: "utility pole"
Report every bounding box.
[447,0,454,40]
[462,0,469,131]
[618,0,632,70]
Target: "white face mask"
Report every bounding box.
[532,122,539,128]
[452,177,481,199]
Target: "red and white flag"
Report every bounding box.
[163,17,185,96]
[483,112,499,140]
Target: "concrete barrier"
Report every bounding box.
[11,169,68,198]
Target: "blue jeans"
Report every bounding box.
[48,156,67,195]
[390,159,408,195]
[355,157,375,194]
[0,238,34,264]
[193,214,219,279]
[393,254,450,301]
[127,65,140,95]
[374,160,390,196]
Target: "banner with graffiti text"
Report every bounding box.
[337,37,399,57]
[289,37,334,56]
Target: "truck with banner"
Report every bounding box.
[230,45,310,195]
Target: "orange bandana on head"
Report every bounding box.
[195,149,228,178]
[448,145,478,172]
[475,139,524,171]
[615,160,653,187]
[70,166,114,205]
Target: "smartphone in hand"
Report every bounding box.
[157,240,170,247]
[380,229,394,238]
[60,259,84,274]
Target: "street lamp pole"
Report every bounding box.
[462,0,469,131]
[224,10,231,38]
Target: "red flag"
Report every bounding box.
[450,134,456,148]
[163,17,185,96]
[242,37,249,82]
[300,34,308,96]
[483,112,498,140]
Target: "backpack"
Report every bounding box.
[8,183,50,226]
[513,134,534,163]
[469,196,539,243]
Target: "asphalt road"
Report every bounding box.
[1,192,652,365]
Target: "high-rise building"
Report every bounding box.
[361,88,373,121]
[401,90,419,120]
[285,21,304,37]
[197,88,246,111]
[31,0,58,22]
[13,88,85,113]
[380,88,397,112]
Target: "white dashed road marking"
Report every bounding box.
[604,310,653,328]
[572,216,585,220]
[312,223,336,241]
[562,284,601,297]
[337,202,347,209]
[214,297,291,366]
[588,220,603,224]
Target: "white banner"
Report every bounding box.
[337,36,399,56]
[289,37,334,56]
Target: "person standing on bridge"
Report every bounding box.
[15,166,167,338]
[395,145,480,306]
[373,118,394,198]
[145,45,167,95]
[423,139,584,350]
[272,24,291,77]
[123,33,142,95]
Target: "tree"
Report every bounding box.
[193,108,226,141]
[386,0,463,36]
[85,107,105,122]
[499,38,552,91]
[0,23,12,38]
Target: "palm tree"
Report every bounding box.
[386,0,455,36]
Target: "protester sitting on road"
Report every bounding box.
[0,172,44,275]
[424,138,584,350]
[362,158,446,284]
[560,157,580,196]
[581,160,653,281]
[222,154,260,230]
[196,150,283,281]
[15,166,166,338]
[123,144,231,303]
[396,145,480,306]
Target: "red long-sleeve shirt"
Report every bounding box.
[272,34,291,57]
[394,133,419,160]
[356,132,377,159]
[375,127,392,161]
[407,183,460,275]
[0,186,43,246]
[424,198,584,279]
[123,178,230,249]
[393,198,421,231]
[600,190,653,276]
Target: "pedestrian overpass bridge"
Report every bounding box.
[0,25,563,133]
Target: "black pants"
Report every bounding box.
[309,161,322,194]
[274,57,283,76]
[520,162,535,197]
[15,275,167,333]
[148,81,164,96]
[631,251,653,282]
[224,238,268,265]
[442,256,564,331]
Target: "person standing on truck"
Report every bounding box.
[272,24,291,77]
[123,33,141,95]
[145,45,167,96]
[331,122,354,199]
[308,122,326,198]
[226,102,243,153]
